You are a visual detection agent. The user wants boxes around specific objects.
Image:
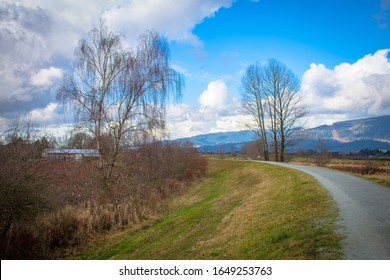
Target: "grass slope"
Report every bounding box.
[75,159,342,259]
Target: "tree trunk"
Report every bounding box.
[263,143,269,161]
[280,134,285,162]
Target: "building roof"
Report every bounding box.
[44,149,100,157]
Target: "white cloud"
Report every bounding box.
[199,79,229,110]
[169,49,390,139]
[167,79,245,139]
[0,0,233,131]
[301,49,390,127]
[0,4,51,99]
[31,67,63,87]
[172,64,191,77]
[29,102,60,124]
[103,0,232,45]
[17,0,232,47]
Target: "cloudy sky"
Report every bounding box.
[1,0,390,139]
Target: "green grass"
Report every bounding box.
[73,159,343,259]
[364,176,390,188]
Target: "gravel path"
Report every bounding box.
[259,161,390,260]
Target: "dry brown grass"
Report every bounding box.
[0,142,208,259]
[289,156,390,187]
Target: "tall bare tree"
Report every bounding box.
[240,63,269,161]
[240,59,306,162]
[263,60,280,161]
[263,59,306,162]
[58,20,183,184]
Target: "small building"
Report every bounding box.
[43,148,100,161]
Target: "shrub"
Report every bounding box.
[0,140,208,259]
[331,161,383,176]
[360,160,382,175]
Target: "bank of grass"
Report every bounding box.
[74,159,343,260]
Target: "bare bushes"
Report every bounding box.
[0,121,55,258]
[0,141,207,259]
[1,201,150,259]
[127,141,208,184]
[331,160,383,175]
[360,161,382,175]
[241,139,265,160]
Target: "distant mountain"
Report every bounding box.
[307,115,390,143]
[174,130,256,147]
[293,139,390,153]
[172,115,390,153]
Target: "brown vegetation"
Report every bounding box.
[0,141,207,259]
[289,156,390,187]
[330,160,383,175]
[0,23,198,259]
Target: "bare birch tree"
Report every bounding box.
[58,20,183,184]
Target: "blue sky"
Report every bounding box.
[1,0,390,139]
[189,0,387,78]
[179,0,389,95]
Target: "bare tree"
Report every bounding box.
[66,131,95,149]
[0,116,51,239]
[240,59,306,162]
[262,60,280,161]
[316,137,331,166]
[240,139,264,160]
[240,63,270,161]
[263,59,306,162]
[58,20,183,184]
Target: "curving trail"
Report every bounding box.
[258,161,390,260]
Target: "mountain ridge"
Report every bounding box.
[172,115,390,153]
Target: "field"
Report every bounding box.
[288,156,390,187]
[73,159,343,260]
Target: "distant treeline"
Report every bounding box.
[199,141,390,159]
[358,148,390,157]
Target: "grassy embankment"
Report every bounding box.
[74,159,342,260]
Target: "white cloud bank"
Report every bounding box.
[0,0,232,131]
[167,79,249,139]
[103,0,232,45]
[301,49,390,127]
[31,67,63,87]
[168,49,390,139]
[2,1,389,139]
[199,79,229,111]
[30,102,60,124]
